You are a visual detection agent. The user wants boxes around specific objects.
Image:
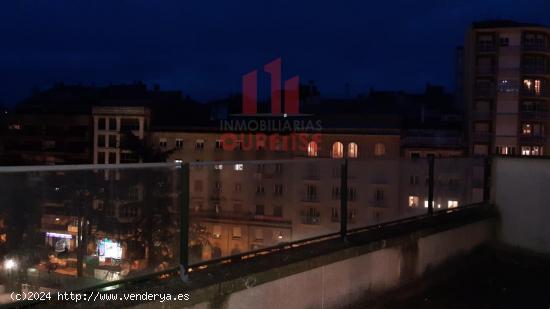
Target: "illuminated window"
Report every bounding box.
[522,146,543,156]
[408,196,419,207]
[273,230,284,241]
[374,143,386,156]
[332,142,344,158]
[234,164,243,171]
[212,225,222,238]
[496,146,515,155]
[348,143,358,158]
[424,200,434,208]
[448,200,458,208]
[522,123,533,135]
[214,164,223,170]
[524,79,542,95]
[307,141,318,157]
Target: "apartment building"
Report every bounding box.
[464,20,550,156]
[92,106,150,164]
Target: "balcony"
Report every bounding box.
[472,131,492,141]
[476,66,496,75]
[472,110,493,120]
[476,44,496,53]
[521,66,550,75]
[520,89,550,98]
[0,157,488,306]
[520,109,550,120]
[519,134,546,144]
[523,44,550,53]
[474,87,496,97]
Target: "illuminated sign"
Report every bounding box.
[46,232,72,239]
[98,239,122,259]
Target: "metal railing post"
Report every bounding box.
[340,158,348,241]
[483,157,491,203]
[427,155,434,216]
[180,163,190,281]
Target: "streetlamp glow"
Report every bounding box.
[4,259,16,271]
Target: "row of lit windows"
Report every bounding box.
[210,225,285,242]
[496,146,544,156]
[493,79,544,94]
[408,196,458,209]
[307,141,386,158]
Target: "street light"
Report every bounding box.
[4,259,16,271]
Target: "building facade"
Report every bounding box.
[464,20,550,156]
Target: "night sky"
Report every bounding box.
[0,0,548,105]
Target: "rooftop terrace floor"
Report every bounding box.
[368,246,550,309]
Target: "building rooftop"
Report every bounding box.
[472,19,547,29]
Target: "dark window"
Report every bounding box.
[98,118,106,130]
[120,118,140,131]
[499,37,509,46]
[108,152,116,164]
[301,207,320,225]
[255,205,265,216]
[331,208,339,222]
[97,135,106,147]
[97,152,105,164]
[108,135,117,148]
[109,118,117,131]
[273,205,283,217]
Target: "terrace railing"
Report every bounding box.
[0,156,489,306]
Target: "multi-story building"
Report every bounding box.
[92,106,150,164]
[464,20,550,156]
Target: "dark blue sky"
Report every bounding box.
[0,0,548,105]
